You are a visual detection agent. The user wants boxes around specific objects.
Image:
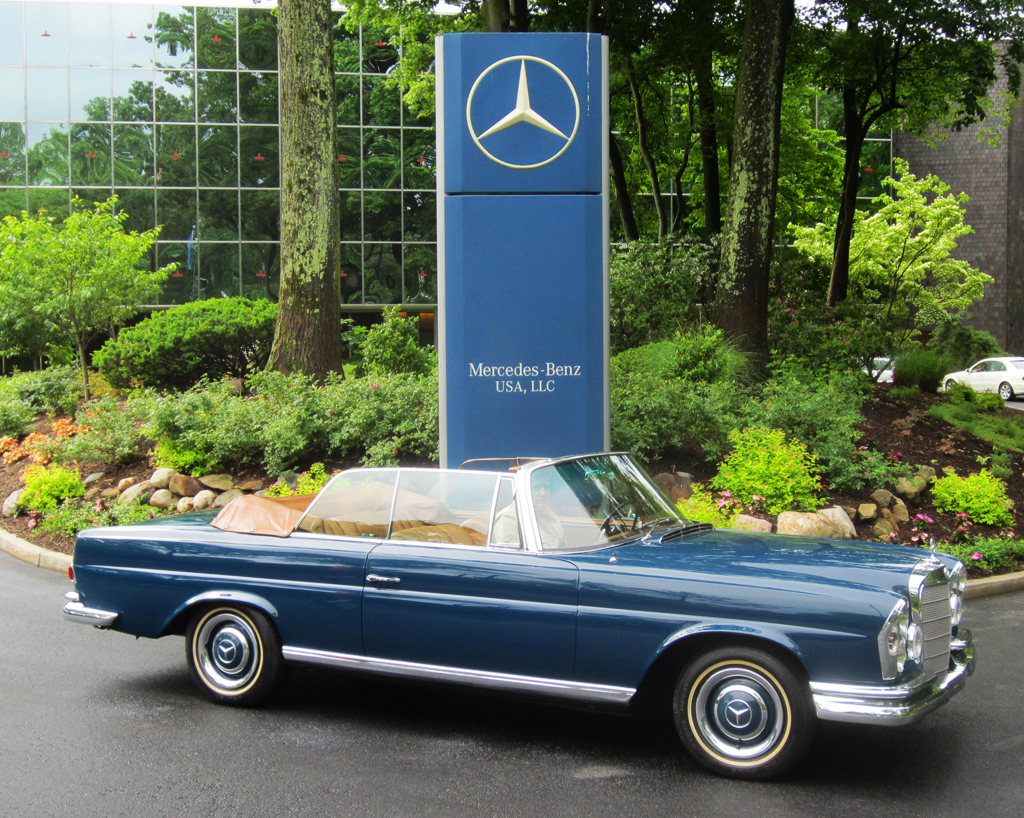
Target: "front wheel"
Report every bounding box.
[673,647,815,780]
[999,382,1014,401]
[945,379,957,392]
[186,605,287,706]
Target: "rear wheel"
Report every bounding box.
[186,605,286,706]
[672,646,815,780]
[999,382,1014,401]
[945,379,957,392]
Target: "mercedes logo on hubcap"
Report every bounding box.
[725,701,753,729]
[466,56,581,170]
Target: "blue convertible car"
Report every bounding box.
[63,452,975,779]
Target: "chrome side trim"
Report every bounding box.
[811,628,975,725]
[281,646,636,706]
[62,601,119,629]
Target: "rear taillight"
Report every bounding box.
[68,565,74,582]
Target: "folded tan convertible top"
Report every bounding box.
[211,493,317,538]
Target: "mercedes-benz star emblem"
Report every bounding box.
[725,701,753,729]
[466,56,580,170]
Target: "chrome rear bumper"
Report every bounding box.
[62,592,119,629]
[811,629,975,725]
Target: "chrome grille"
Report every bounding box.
[918,570,952,678]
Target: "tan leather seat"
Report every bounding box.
[390,524,487,546]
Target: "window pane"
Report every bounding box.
[70,4,110,68]
[240,188,279,240]
[198,125,237,186]
[27,123,68,185]
[156,124,195,186]
[155,186,195,240]
[363,128,400,189]
[26,4,66,66]
[113,123,154,185]
[72,188,114,210]
[70,123,112,185]
[0,123,26,185]
[112,5,155,68]
[362,29,397,75]
[27,187,70,217]
[112,70,155,122]
[0,70,25,121]
[362,76,400,126]
[0,2,25,65]
[403,191,435,241]
[333,22,360,73]
[154,7,195,70]
[239,125,277,187]
[114,187,155,234]
[0,188,27,219]
[71,69,111,122]
[239,72,277,124]
[337,127,361,188]
[338,189,360,241]
[199,70,237,123]
[336,75,360,126]
[196,7,236,70]
[198,242,240,297]
[363,190,401,241]
[297,470,398,536]
[157,241,192,303]
[857,140,892,200]
[156,70,195,122]
[198,188,237,239]
[240,242,280,300]
[403,128,435,189]
[404,246,437,302]
[239,9,277,71]
[28,68,68,121]
[361,242,402,304]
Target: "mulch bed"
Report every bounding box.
[2,386,1023,568]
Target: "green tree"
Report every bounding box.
[792,159,991,349]
[0,196,171,399]
[269,0,344,378]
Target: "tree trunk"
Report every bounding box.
[827,89,865,307]
[270,0,343,379]
[481,0,510,32]
[609,133,640,241]
[77,341,92,402]
[714,0,794,379]
[695,45,722,235]
[627,61,668,239]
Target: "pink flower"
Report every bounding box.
[371,384,380,389]
[972,552,982,560]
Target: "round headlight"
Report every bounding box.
[950,592,964,626]
[949,562,967,626]
[905,622,923,662]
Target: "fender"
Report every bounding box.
[652,621,809,671]
[164,590,281,635]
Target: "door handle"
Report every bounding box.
[366,574,401,585]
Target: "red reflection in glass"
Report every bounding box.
[41,31,51,37]
[212,35,222,43]
[376,40,387,47]
[172,270,183,278]
[254,153,265,161]
[256,270,266,278]
[127,33,137,40]
[0,152,9,158]
[338,155,346,161]
[170,153,182,159]
[86,152,96,159]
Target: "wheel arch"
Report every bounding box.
[162,591,280,637]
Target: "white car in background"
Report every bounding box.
[866,357,894,384]
[941,357,1024,401]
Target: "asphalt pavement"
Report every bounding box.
[2,551,1023,818]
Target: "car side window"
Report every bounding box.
[387,471,502,548]
[971,362,988,373]
[991,362,1006,371]
[296,471,398,537]
[489,478,521,547]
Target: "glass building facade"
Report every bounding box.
[0,0,437,307]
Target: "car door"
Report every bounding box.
[967,361,995,392]
[361,543,579,679]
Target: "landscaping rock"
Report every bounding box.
[653,472,694,502]
[176,496,195,514]
[857,503,878,522]
[895,477,920,504]
[169,474,205,497]
[818,506,856,539]
[213,488,244,508]
[83,487,101,501]
[912,475,928,493]
[101,487,120,499]
[117,477,137,493]
[193,490,217,511]
[917,465,937,484]
[119,481,153,506]
[776,512,843,539]
[870,489,894,509]
[842,506,857,520]
[2,489,24,518]
[149,489,177,510]
[733,514,772,533]
[239,479,264,492]
[83,472,104,486]
[872,517,899,539]
[200,474,235,492]
[150,468,176,489]
[891,497,910,523]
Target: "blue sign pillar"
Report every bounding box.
[437,33,609,468]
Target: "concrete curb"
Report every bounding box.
[2,525,1024,597]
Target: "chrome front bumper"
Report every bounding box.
[810,629,976,725]
[62,592,119,629]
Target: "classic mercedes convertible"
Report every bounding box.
[63,452,975,779]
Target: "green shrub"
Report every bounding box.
[936,537,1024,576]
[1,366,82,415]
[0,393,35,437]
[928,402,1024,453]
[609,239,715,354]
[931,469,1014,526]
[264,462,332,497]
[18,464,85,514]
[41,496,171,539]
[892,349,950,393]
[93,298,276,390]
[360,306,433,376]
[712,428,822,514]
[52,394,153,466]
[675,484,737,528]
[928,321,1003,371]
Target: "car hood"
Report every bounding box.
[571,527,934,597]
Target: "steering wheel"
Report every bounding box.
[599,501,638,538]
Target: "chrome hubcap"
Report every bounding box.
[694,666,785,759]
[196,612,260,691]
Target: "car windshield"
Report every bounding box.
[526,454,683,552]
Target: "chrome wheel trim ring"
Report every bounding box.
[195,611,262,693]
[691,664,787,761]
[1000,383,1013,400]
